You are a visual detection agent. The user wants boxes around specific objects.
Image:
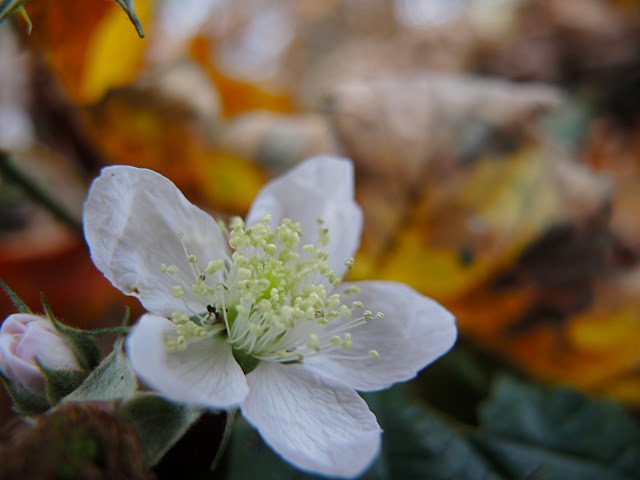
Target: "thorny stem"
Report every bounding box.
[0,151,83,238]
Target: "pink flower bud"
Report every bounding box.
[0,314,82,396]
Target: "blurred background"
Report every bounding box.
[1,0,640,460]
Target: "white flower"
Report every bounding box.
[83,156,457,478]
[0,314,82,396]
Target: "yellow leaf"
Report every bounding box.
[80,0,152,103]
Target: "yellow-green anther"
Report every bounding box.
[308,334,321,351]
[162,215,383,365]
[344,285,360,295]
[230,216,244,230]
[172,285,184,298]
[205,260,223,274]
[238,268,252,280]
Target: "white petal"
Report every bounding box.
[126,314,248,408]
[83,166,228,317]
[245,156,363,276]
[307,281,457,391]
[241,362,381,478]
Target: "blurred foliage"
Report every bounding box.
[229,373,640,480]
[0,0,640,477]
[0,0,639,443]
[23,0,151,103]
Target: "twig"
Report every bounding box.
[0,151,83,238]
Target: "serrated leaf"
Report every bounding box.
[41,295,101,371]
[0,278,32,314]
[228,379,640,480]
[227,387,500,480]
[113,0,145,38]
[64,338,137,403]
[120,393,202,465]
[0,371,50,416]
[38,361,88,405]
[473,375,640,480]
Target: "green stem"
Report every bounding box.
[211,409,236,472]
[85,327,131,336]
[0,151,83,237]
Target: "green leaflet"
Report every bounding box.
[473,375,640,480]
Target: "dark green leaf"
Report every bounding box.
[0,277,31,314]
[64,338,137,403]
[227,387,499,480]
[228,378,640,480]
[367,388,501,480]
[473,375,640,480]
[120,393,202,465]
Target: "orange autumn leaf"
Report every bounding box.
[80,84,265,215]
[24,0,151,104]
[327,75,640,404]
[191,36,294,118]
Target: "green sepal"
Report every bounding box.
[41,295,101,371]
[113,0,145,38]
[233,348,260,374]
[64,338,137,403]
[37,360,88,406]
[0,277,32,314]
[0,371,50,416]
[120,393,203,465]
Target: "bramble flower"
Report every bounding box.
[83,156,457,478]
[0,314,82,397]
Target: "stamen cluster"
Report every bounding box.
[160,216,383,365]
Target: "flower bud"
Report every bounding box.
[0,314,82,397]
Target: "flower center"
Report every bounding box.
[160,215,383,370]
